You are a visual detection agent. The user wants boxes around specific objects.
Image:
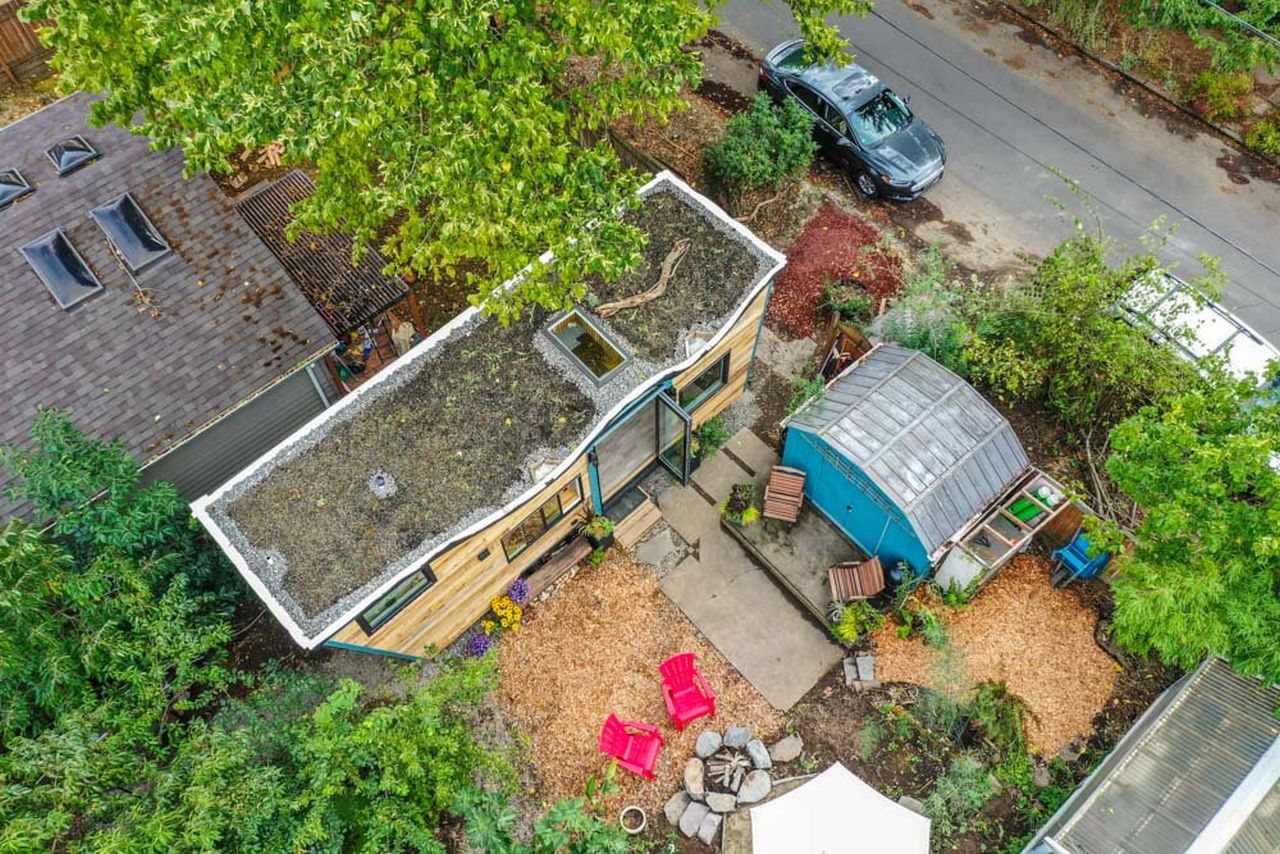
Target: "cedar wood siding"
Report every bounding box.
[328,285,771,657]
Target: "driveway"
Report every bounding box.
[715,0,1280,343]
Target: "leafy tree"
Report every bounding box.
[1098,375,1280,681]
[2,408,231,593]
[28,0,868,319]
[704,92,817,197]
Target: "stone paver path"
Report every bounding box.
[658,429,842,710]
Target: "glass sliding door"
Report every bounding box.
[656,390,691,482]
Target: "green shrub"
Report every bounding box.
[1245,118,1280,157]
[966,681,1029,755]
[924,754,997,838]
[695,415,732,460]
[704,93,816,196]
[1186,71,1253,122]
[785,372,826,417]
[823,279,875,323]
[873,246,970,373]
[830,600,886,647]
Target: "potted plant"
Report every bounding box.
[720,482,760,526]
[583,514,615,550]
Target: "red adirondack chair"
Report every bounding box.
[659,652,717,731]
[598,713,664,779]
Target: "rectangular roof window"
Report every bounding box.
[45,135,99,176]
[0,168,32,209]
[21,228,104,309]
[91,192,171,272]
[548,309,626,382]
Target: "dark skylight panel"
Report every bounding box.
[45,135,99,176]
[21,228,104,309]
[91,192,171,272]
[0,168,32,209]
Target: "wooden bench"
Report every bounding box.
[526,535,593,599]
[763,465,806,523]
[828,556,885,603]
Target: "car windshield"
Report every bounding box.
[850,90,912,146]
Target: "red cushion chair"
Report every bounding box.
[659,652,717,731]
[598,713,664,779]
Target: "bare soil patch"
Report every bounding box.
[613,84,730,189]
[0,74,59,128]
[496,550,782,817]
[872,554,1117,755]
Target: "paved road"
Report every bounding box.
[716,0,1280,342]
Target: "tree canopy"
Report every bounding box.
[1099,375,1280,682]
[28,0,867,319]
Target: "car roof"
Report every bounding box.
[771,40,886,110]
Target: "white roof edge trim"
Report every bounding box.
[191,170,785,650]
[1185,734,1280,853]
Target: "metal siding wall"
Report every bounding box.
[141,362,332,500]
[781,429,930,574]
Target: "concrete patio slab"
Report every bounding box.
[661,527,843,711]
[658,482,720,546]
[722,427,779,479]
[691,446,753,503]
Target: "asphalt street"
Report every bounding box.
[716,0,1280,343]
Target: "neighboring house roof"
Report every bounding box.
[236,171,408,336]
[0,94,332,520]
[787,344,1029,555]
[193,172,786,648]
[1026,658,1280,854]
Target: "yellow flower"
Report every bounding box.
[482,620,496,635]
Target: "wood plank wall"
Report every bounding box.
[329,285,771,657]
[0,3,50,84]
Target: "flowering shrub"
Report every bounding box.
[508,577,531,606]
[490,595,523,632]
[465,632,493,657]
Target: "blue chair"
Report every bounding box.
[1052,532,1110,585]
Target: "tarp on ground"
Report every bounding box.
[750,762,930,854]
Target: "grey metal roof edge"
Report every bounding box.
[191,170,787,649]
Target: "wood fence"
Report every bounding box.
[0,1,50,84]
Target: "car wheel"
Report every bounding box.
[854,171,879,200]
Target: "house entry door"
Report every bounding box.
[655,390,691,482]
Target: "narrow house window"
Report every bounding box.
[357,567,436,633]
[501,478,584,562]
[678,354,730,411]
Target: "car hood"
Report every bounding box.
[867,120,943,182]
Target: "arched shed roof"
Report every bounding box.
[788,344,1029,554]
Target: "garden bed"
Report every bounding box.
[225,311,594,618]
[585,190,764,361]
[496,549,781,819]
[872,554,1116,755]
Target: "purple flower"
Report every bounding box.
[465,632,493,658]
[508,577,531,606]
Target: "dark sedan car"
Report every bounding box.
[760,38,945,200]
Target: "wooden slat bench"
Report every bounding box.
[763,465,806,523]
[828,556,885,603]
[526,535,593,599]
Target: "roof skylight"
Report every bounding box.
[548,310,627,382]
[0,168,32,209]
[91,192,171,272]
[21,228,104,309]
[45,135,99,176]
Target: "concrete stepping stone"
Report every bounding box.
[769,733,803,763]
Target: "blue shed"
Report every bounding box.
[782,344,1030,575]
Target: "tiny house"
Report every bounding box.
[193,172,785,658]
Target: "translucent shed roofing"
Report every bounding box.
[787,344,1029,555]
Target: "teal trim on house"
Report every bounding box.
[322,639,420,662]
[746,274,777,389]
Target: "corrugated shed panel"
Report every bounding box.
[1049,659,1280,854]
[789,345,1029,554]
[141,363,331,500]
[1226,781,1280,853]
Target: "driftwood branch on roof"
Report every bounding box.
[596,238,691,317]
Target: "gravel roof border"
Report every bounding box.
[192,172,786,648]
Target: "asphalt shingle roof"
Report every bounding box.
[788,344,1029,554]
[0,94,331,520]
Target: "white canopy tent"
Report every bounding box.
[750,762,931,854]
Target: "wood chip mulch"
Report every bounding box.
[497,551,781,816]
[872,555,1118,756]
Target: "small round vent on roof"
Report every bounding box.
[369,471,397,500]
